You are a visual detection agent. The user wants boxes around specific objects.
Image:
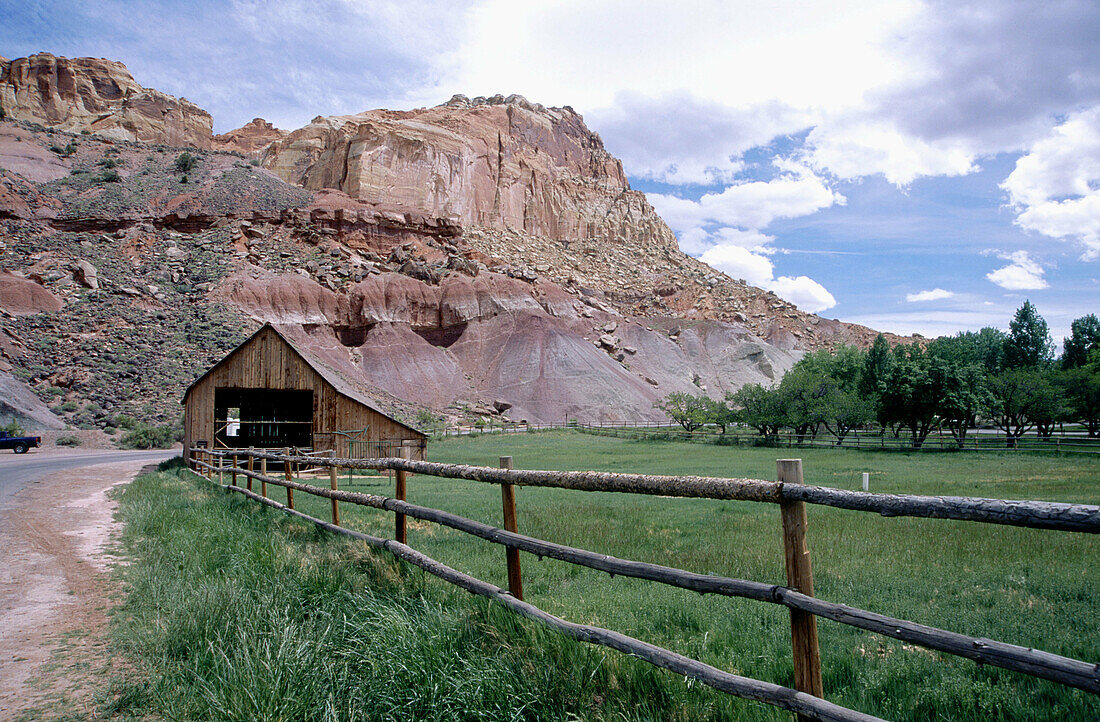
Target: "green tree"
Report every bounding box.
[653,392,712,432]
[1003,300,1054,369]
[928,327,1006,374]
[987,369,1049,446]
[777,368,829,442]
[701,396,736,433]
[878,347,949,448]
[1058,355,1100,436]
[726,384,785,442]
[1061,314,1100,369]
[938,363,991,446]
[819,386,873,445]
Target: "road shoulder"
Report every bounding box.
[0,458,156,719]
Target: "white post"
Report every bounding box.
[862,472,870,492]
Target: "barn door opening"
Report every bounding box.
[214,388,313,449]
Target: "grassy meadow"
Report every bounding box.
[107,433,1100,720]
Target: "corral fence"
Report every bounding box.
[186,447,1100,722]
[446,419,1100,454]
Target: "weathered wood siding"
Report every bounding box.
[184,326,424,463]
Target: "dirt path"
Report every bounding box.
[0,458,157,719]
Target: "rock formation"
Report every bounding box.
[0,58,910,430]
[212,118,287,155]
[0,53,213,147]
[261,94,676,253]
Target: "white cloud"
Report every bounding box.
[699,244,837,313]
[985,251,1049,291]
[589,91,810,185]
[768,276,837,314]
[699,245,775,287]
[1001,106,1100,258]
[647,162,845,233]
[805,120,977,185]
[906,288,955,302]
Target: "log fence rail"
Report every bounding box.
[186,447,1100,721]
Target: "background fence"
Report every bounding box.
[442,420,1100,454]
[186,447,1099,721]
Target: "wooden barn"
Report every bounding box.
[182,324,426,467]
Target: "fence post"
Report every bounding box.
[246,449,254,491]
[329,461,339,526]
[500,456,523,600]
[231,453,238,487]
[777,458,823,715]
[284,447,294,509]
[395,446,409,544]
[217,452,223,486]
[260,455,267,498]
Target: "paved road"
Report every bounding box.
[0,449,177,509]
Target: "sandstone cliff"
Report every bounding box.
[212,117,287,155]
[0,53,213,147]
[261,94,677,253]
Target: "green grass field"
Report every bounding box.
[110,433,1100,720]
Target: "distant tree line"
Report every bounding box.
[655,302,1100,448]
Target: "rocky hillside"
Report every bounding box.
[0,54,904,431]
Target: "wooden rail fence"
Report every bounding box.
[186,448,1100,721]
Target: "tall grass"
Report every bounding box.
[108,434,1100,720]
[107,469,747,720]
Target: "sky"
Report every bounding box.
[3,0,1099,344]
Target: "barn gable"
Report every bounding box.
[182,324,425,462]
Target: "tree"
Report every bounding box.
[819,386,873,444]
[1026,373,1067,439]
[702,396,736,433]
[938,363,991,446]
[987,369,1049,446]
[726,384,785,442]
[1003,300,1054,369]
[1058,358,1100,436]
[928,327,1006,374]
[653,392,712,432]
[777,368,829,442]
[1061,314,1100,369]
[878,347,948,449]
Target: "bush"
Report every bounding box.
[97,157,119,168]
[119,421,182,449]
[98,169,121,183]
[173,151,197,172]
[1,420,25,436]
[56,434,82,447]
[60,400,79,412]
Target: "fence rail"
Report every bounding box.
[186,448,1100,721]
[572,423,1100,454]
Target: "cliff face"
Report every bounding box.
[262,94,678,252]
[0,53,213,147]
[212,117,287,155]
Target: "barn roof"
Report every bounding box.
[181,323,426,438]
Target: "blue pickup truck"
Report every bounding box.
[0,430,41,453]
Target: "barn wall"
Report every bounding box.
[183,327,425,466]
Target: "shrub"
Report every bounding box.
[60,400,80,412]
[97,157,119,168]
[1,420,25,436]
[119,421,182,449]
[180,174,188,184]
[173,151,197,172]
[55,434,82,447]
[98,169,121,183]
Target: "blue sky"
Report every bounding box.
[3,0,1099,343]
